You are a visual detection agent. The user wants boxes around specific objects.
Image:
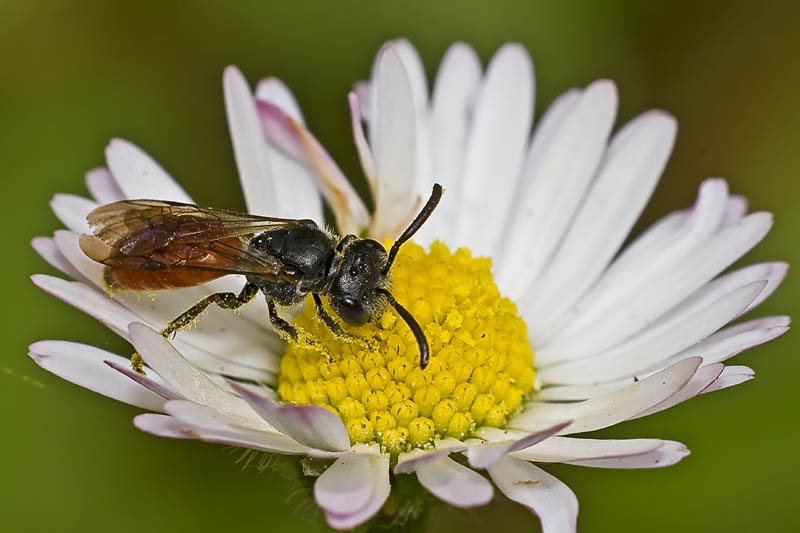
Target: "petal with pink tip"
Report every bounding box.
[394,441,467,474]
[228,381,350,451]
[255,77,305,123]
[466,421,571,469]
[31,237,85,281]
[256,99,369,235]
[128,323,268,430]
[511,436,663,463]
[567,440,690,469]
[32,274,136,338]
[701,365,755,394]
[511,358,700,434]
[29,340,165,411]
[104,359,183,401]
[253,78,323,223]
[347,91,376,192]
[631,363,724,420]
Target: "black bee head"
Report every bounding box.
[328,238,388,325]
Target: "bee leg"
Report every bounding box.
[312,294,371,349]
[267,299,331,357]
[266,298,298,341]
[160,282,260,339]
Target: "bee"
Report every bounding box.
[80,184,443,369]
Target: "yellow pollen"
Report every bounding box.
[278,241,535,454]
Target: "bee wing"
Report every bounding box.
[84,199,315,256]
[81,235,286,278]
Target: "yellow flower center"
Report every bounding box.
[277,241,535,454]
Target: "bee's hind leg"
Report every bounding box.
[129,283,260,376]
[160,282,260,338]
[312,294,372,349]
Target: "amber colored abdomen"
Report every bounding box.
[104,268,226,290]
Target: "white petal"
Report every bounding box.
[417,42,482,246]
[162,399,305,454]
[315,456,375,515]
[467,421,571,469]
[541,178,729,348]
[28,340,165,411]
[700,365,754,394]
[488,456,578,533]
[722,194,748,227]
[135,405,306,454]
[223,66,279,217]
[736,262,788,314]
[105,138,192,202]
[256,99,369,234]
[567,440,689,469]
[369,44,419,239]
[416,456,493,508]
[511,358,700,434]
[133,413,193,439]
[128,323,267,429]
[31,237,85,281]
[455,44,534,256]
[497,80,617,292]
[104,359,183,401]
[538,281,765,384]
[534,382,627,401]
[85,167,124,204]
[522,88,581,183]
[511,436,663,463]
[389,39,433,203]
[32,274,136,338]
[631,363,724,419]
[53,230,106,284]
[50,193,96,234]
[325,455,390,530]
[540,189,772,362]
[228,381,350,451]
[668,315,790,367]
[520,111,677,332]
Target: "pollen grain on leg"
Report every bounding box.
[278,241,535,455]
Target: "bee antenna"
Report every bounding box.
[383,183,443,275]
[377,288,430,369]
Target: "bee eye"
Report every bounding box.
[339,296,368,326]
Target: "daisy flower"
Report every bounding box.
[30,40,788,532]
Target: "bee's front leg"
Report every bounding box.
[312,294,372,349]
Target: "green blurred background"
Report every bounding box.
[2,1,798,531]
